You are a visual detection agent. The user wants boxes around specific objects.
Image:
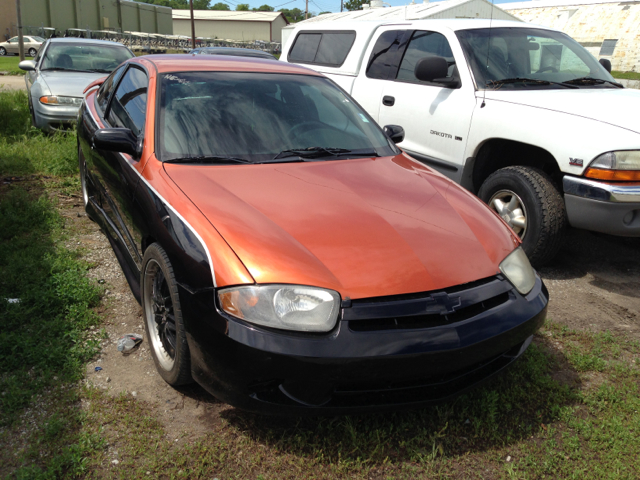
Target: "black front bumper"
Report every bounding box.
[182,275,548,415]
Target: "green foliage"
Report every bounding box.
[253,4,274,11]
[611,70,640,80]
[280,7,305,22]
[236,3,250,10]
[211,1,230,9]
[344,0,367,11]
[137,0,210,10]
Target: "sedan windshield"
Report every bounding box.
[456,27,616,90]
[159,72,396,162]
[41,43,133,73]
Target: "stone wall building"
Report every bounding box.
[503,0,640,72]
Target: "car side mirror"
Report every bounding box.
[93,128,142,160]
[18,60,36,71]
[384,125,405,144]
[414,56,460,88]
[599,58,612,73]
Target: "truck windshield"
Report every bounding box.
[159,72,396,163]
[456,27,616,90]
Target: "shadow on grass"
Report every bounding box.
[212,337,581,464]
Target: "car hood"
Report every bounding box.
[484,87,640,135]
[39,71,107,98]
[165,155,518,300]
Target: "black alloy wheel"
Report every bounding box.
[142,243,192,385]
[479,166,566,267]
[28,48,37,57]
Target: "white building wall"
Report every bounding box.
[173,19,272,42]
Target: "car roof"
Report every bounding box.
[137,54,321,75]
[197,47,276,58]
[48,38,128,46]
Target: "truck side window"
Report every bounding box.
[366,30,410,80]
[397,31,456,84]
[288,32,356,67]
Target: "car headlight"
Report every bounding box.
[499,247,536,295]
[39,95,83,106]
[585,151,640,181]
[218,284,341,332]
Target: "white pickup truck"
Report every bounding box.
[280,19,640,266]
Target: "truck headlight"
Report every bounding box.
[218,284,341,332]
[499,247,536,295]
[585,151,640,181]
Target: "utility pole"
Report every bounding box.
[189,0,196,50]
[305,0,308,19]
[15,0,24,60]
[340,0,343,12]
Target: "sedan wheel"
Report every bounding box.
[28,48,37,57]
[479,166,566,268]
[142,243,192,385]
[0,47,6,56]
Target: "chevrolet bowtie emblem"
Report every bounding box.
[425,292,462,315]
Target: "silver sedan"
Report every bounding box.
[19,38,134,132]
[0,35,44,57]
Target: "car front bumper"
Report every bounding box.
[563,175,640,236]
[32,100,81,132]
[182,275,548,415]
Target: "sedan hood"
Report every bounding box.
[484,87,640,134]
[165,155,518,299]
[40,71,107,97]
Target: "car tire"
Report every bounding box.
[142,243,193,386]
[28,48,37,57]
[479,166,566,267]
[0,47,6,56]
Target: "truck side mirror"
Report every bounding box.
[599,58,612,73]
[414,56,460,88]
[384,125,405,144]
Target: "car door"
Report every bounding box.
[6,37,18,54]
[90,65,148,272]
[377,29,476,178]
[26,42,45,91]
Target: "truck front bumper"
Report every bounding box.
[563,175,640,236]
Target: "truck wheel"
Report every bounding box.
[479,166,566,267]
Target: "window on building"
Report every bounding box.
[599,39,618,56]
[288,31,356,67]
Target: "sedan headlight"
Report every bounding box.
[39,96,83,106]
[499,247,536,295]
[585,151,640,181]
[218,284,341,332]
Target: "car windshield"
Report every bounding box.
[159,72,396,162]
[41,43,133,73]
[31,36,45,42]
[456,27,616,89]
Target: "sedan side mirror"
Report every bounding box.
[18,60,36,71]
[599,58,612,73]
[414,56,460,88]
[384,125,405,144]
[93,128,142,160]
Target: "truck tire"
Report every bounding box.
[479,166,565,267]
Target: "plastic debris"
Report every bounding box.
[95,366,103,372]
[117,333,143,354]
[5,298,20,304]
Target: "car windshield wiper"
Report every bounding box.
[272,147,379,160]
[41,67,92,73]
[163,155,253,165]
[486,77,578,89]
[562,76,624,88]
[86,68,112,74]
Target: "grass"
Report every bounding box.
[611,71,640,81]
[0,56,24,75]
[1,89,639,478]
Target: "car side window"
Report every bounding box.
[34,45,44,66]
[366,30,411,80]
[107,67,148,137]
[97,65,127,115]
[397,31,456,84]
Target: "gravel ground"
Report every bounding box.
[0,75,26,91]
[57,194,640,439]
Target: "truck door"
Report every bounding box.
[377,29,476,180]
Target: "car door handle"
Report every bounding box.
[382,96,395,106]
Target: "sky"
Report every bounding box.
[225,0,530,14]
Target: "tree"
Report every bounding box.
[211,2,230,9]
[318,11,331,15]
[193,0,211,9]
[236,3,250,10]
[253,4,274,11]
[344,0,367,11]
[280,7,305,22]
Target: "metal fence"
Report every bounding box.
[22,26,281,55]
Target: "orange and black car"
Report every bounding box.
[77,55,548,414]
